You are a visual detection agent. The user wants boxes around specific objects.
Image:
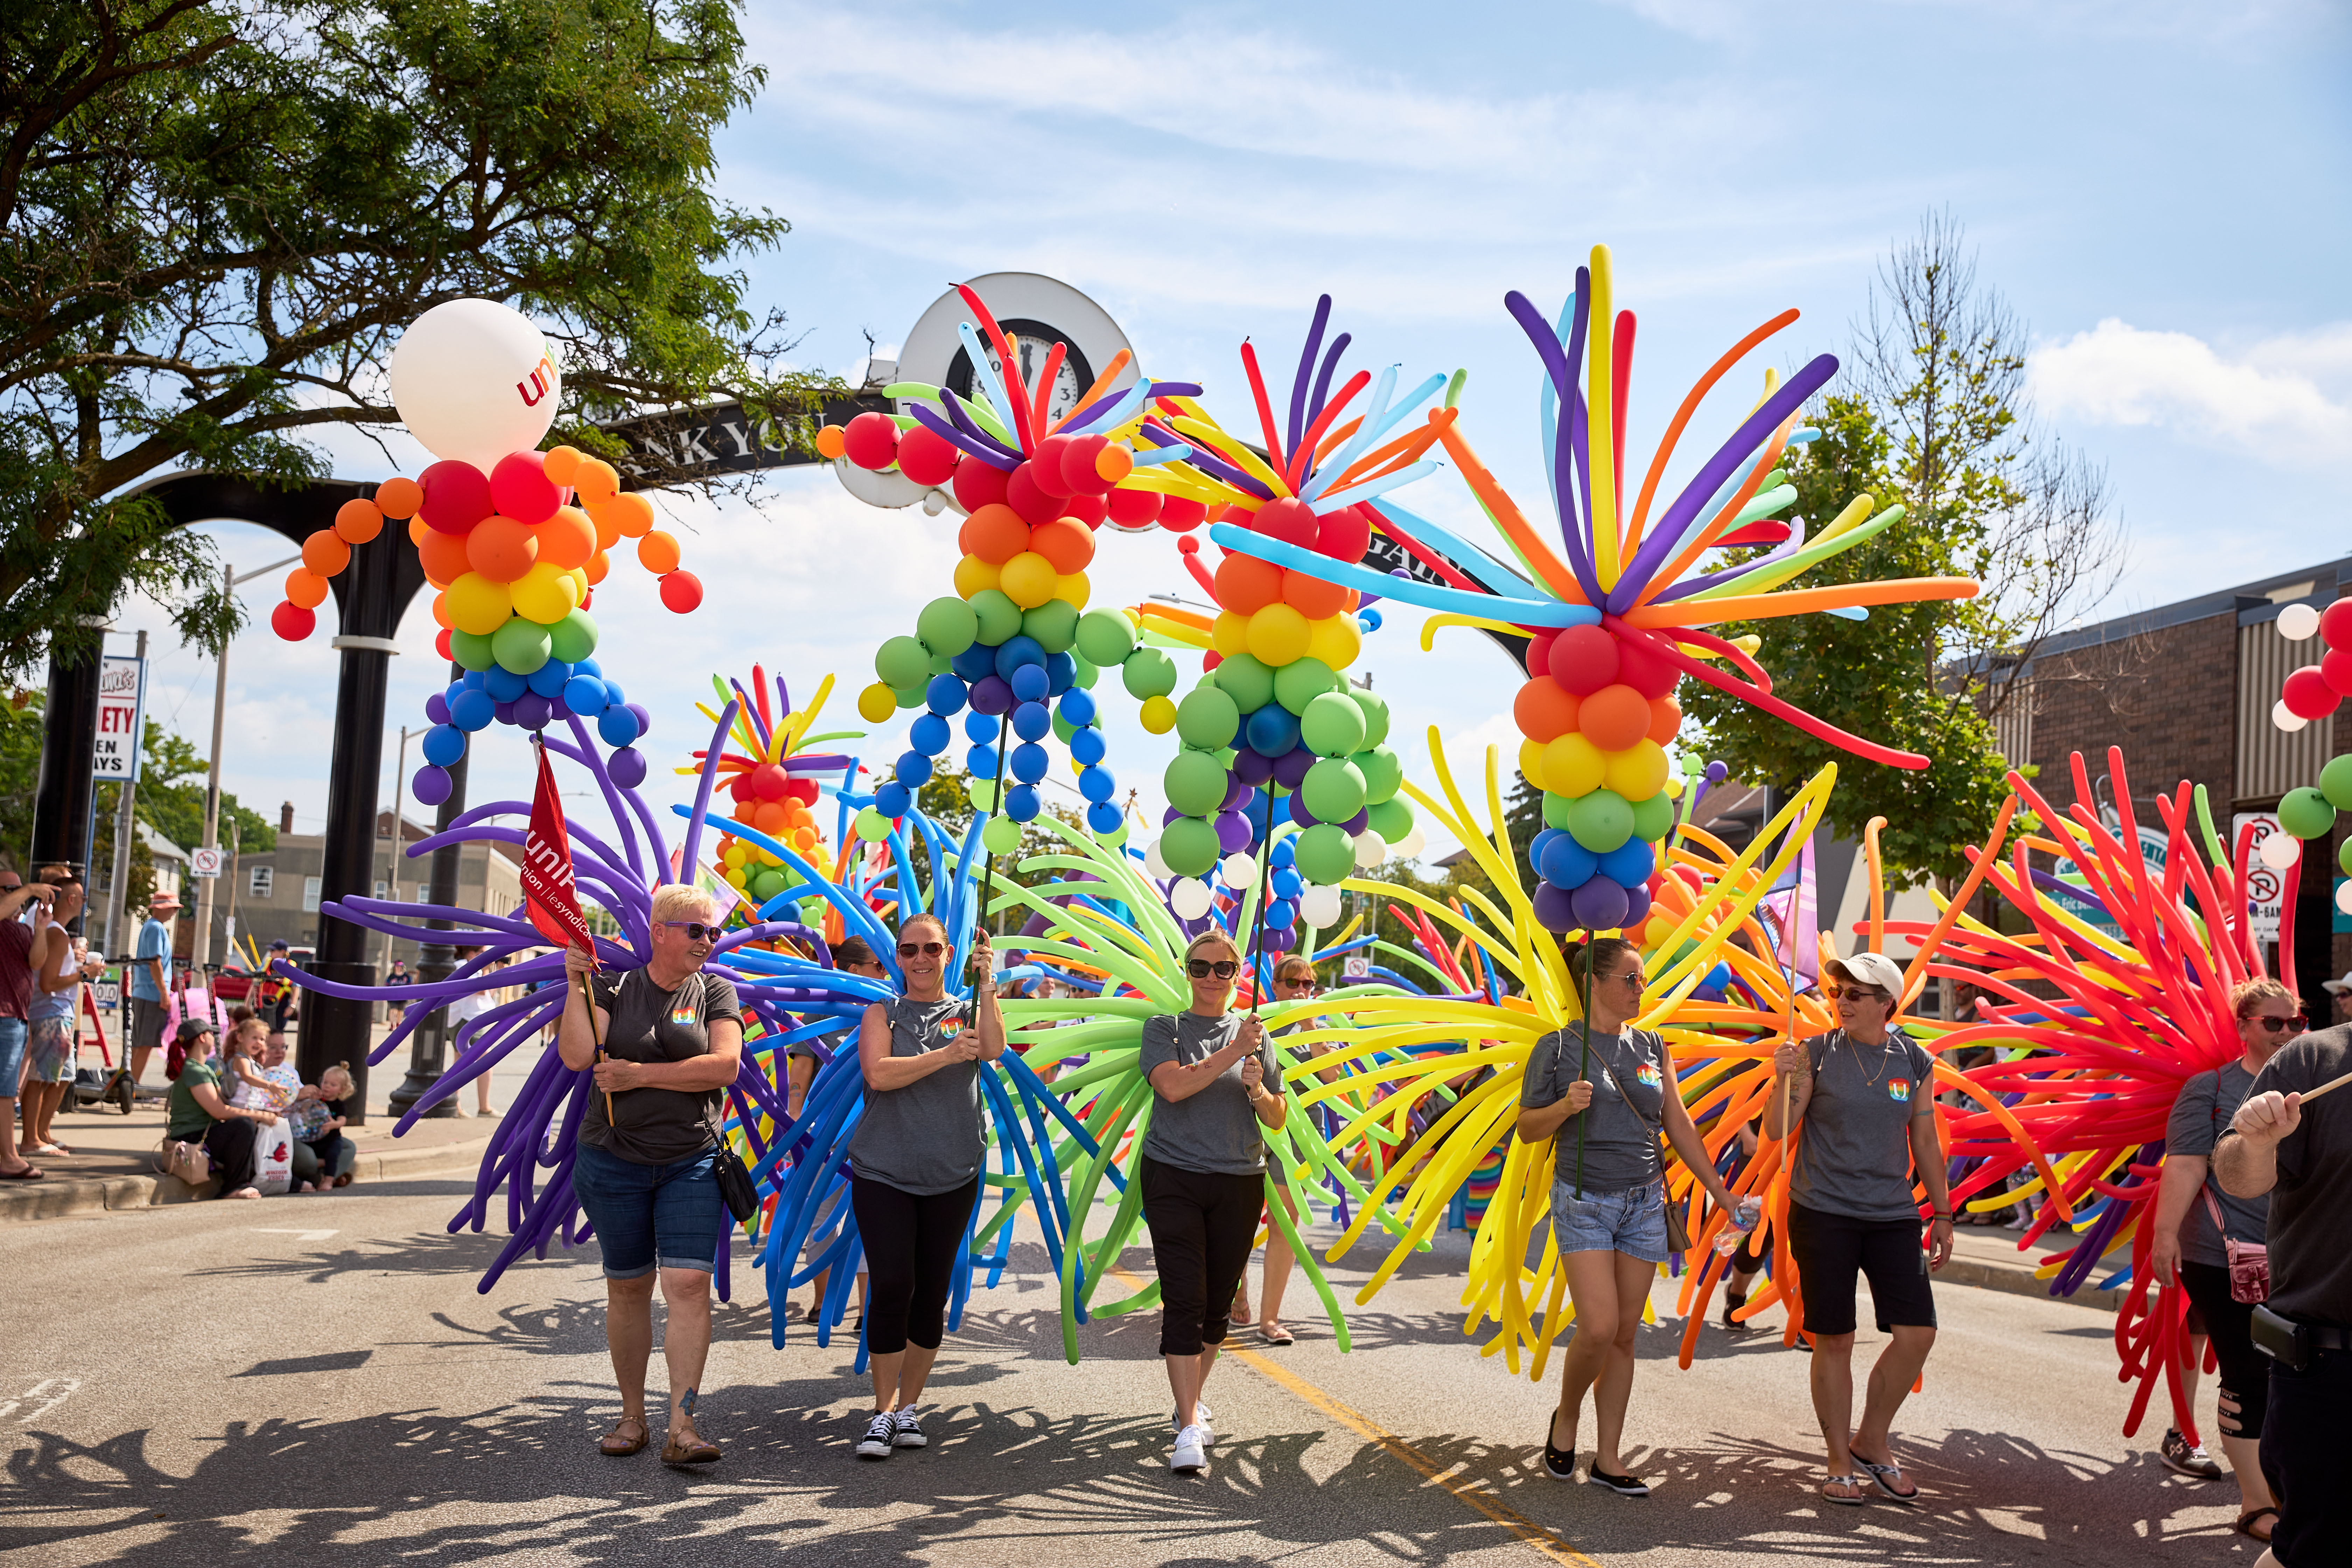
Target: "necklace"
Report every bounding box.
[1844,1028,1899,1089]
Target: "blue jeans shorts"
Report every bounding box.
[1552,1175,1670,1264]
[0,1017,27,1097]
[571,1140,722,1279]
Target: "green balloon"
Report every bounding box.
[1354,745,1404,804]
[1050,711,1076,745]
[968,589,1022,645]
[1274,657,1339,715]
[891,681,927,710]
[1176,686,1241,750]
[1214,653,1276,715]
[1094,821,1129,848]
[1294,822,1356,885]
[1301,691,1367,758]
[1122,646,1178,699]
[545,610,597,664]
[1567,789,1635,854]
[875,634,930,689]
[1301,757,1367,824]
[983,814,1022,853]
[1073,609,1137,668]
[1349,687,1391,748]
[2340,836,2352,877]
[449,627,497,672]
[1366,798,1414,843]
[854,806,892,842]
[1160,815,1223,877]
[1023,598,1079,654]
[1542,790,1575,831]
[2278,786,2337,841]
[2322,753,2352,812]
[1071,653,1100,690]
[1164,751,1231,817]
[929,651,953,675]
[1630,790,1676,842]
[491,616,552,674]
[916,596,979,658]
[748,867,786,903]
[968,778,999,812]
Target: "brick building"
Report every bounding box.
[229,803,523,975]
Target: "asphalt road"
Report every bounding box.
[2,1172,2273,1567]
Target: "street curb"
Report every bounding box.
[1940,1253,2125,1314]
[0,1134,496,1224]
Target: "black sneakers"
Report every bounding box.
[1587,1464,1651,1497]
[892,1408,927,1449]
[1541,1413,1575,1481]
[854,1410,896,1460]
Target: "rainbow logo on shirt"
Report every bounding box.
[937,1015,966,1042]
[669,1001,697,1027]
[1634,1063,1662,1090]
[1888,1079,1911,1104]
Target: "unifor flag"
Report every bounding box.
[522,736,596,954]
[1758,832,1819,986]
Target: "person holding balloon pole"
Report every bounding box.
[1518,936,1747,1496]
[1142,926,1288,1475]
[1762,950,1950,1506]
[845,913,1003,1461]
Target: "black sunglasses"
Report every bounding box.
[898,940,947,958]
[2254,1015,2308,1035]
[1187,959,1239,980]
[1825,986,1889,1003]
[661,920,725,942]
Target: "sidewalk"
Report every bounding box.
[1940,1218,2131,1312]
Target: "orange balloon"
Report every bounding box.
[541,446,583,485]
[958,504,1032,566]
[574,458,621,503]
[1647,694,1682,746]
[407,513,430,547]
[300,529,350,577]
[416,526,472,586]
[1281,568,1350,620]
[753,800,789,833]
[1513,676,1581,742]
[814,425,847,460]
[1029,517,1096,574]
[589,504,621,550]
[538,505,596,570]
[1214,553,1284,615]
[334,498,385,544]
[637,529,682,575]
[594,491,654,538]
[1576,683,1651,752]
[375,476,423,520]
[585,549,610,585]
[430,590,454,629]
[732,799,758,824]
[465,515,539,583]
[283,568,329,609]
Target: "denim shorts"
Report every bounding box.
[1552,1175,1670,1263]
[0,1017,26,1097]
[571,1140,722,1279]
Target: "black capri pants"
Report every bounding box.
[1786,1203,1936,1337]
[1141,1155,1265,1358]
[2177,1261,2267,1437]
[850,1174,980,1356]
[201,1118,262,1196]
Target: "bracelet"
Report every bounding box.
[1929,1211,1953,1222]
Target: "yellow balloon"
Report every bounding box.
[723,844,747,868]
[445,572,512,637]
[725,867,747,889]
[1140,694,1178,734]
[1664,775,1685,801]
[567,567,589,607]
[1306,611,1362,671]
[1055,570,1091,609]
[1211,611,1251,657]
[953,553,1000,600]
[1603,738,1668,802]
[1518,738,1549,792]
[857,681,896,723]
[1245,603,1310,666]
[999,551,1057,609]
[510,560,573,624]
[1542,733,1606,797]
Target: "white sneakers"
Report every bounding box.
[1169,1424,1208,1474]
[1171,1401,1214,1446]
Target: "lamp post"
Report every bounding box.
[191,553,301,969]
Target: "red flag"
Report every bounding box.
[522,737,596,954]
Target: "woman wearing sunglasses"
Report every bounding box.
[1141,928,1288,1475]
[560,884,744,1468]
[844,912,1003,1461]
[1763,949,1951,1507]
[1520,936,1746,1497]
[2146,976,2292,1544]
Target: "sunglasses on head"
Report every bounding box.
[897,940,947,958]
[2255,1014,2308,1034]
[1187,959,1239,980]
[661,920,724,942]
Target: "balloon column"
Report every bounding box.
[819,285,1206,848]
[683,665,864,931]
[267,299,704,803]
[2261,596,2352,909]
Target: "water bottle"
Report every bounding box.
[1713,1197,1763,1255]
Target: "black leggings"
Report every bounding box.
[1141,1155,1265,1358]
[851,1174,979,1356]
[202,1118,261,1196]
[2179,1261,2268,1438]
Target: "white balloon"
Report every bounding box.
[1170,877,1214,920]
[2338,880,2352,917]
[1143,837,1171,878]
[2260,832,2302,870]
[2278,602,2322,641]
[920,489,949,516]
[1393,827,1427,860]
[387,299,561,472]
[1221,852,1259,889]
[1301,885,1344,928]
[1353,831,1389,869]
[2274,700,2311,734]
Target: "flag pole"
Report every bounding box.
[1572,927,1592,1199]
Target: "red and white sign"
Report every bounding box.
[522,738,596,954]
[92,655,145,780]
[2234,812,2286,943]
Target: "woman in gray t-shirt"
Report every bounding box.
[844,913,1003,1462]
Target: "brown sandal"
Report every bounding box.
[661,1429,722,1467]
[2233,1507,2278,1542]
[598,1416,649,1456]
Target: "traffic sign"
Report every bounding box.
[190,847,223,879]
[1343,955,1371,980]
[2233,813,2285,942]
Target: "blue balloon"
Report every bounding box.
[450,688,496,732]
[966,744,1000,778]
[1045,651,1076,695]
[1086,800,1124,835]
[875,780,911,817]
[1009,663,1050,703]
[600,679,626,709]
[526,659,572,699]
[909,713,952,756]
[1058,688,1098,726]
[926,674,969,714]
[895,749,934,787]
[1358,608,1384,632]
[1598,838,1655,887]
[485,664,528,702]
[992,635,1045,678]
[1245,704,1301,756]
[1530,827,1561,867]
[421,723,467,767]
[1270,866,1304,899]
[575,657,601,678]
[562,674,608,715]
[596,707,641,747]
[1010,742,1049,784]
[1003,783,1041,822]
[1538,833,1598,890]
[964,710,1002,743]
[1069,724,1106,764]
[1011,700,1052,742]
[1078,764,1116,802]
[1265,898,1297,930]
[950,642,995,681]
[460,670,486,691]
[1270,836,1297,869]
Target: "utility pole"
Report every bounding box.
[192,552,300,969]
[103,630,147,960]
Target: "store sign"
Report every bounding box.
[2043,823,2170,933]
[92,655,146,780]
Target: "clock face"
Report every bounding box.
[945,317,1095,434]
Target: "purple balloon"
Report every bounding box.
[1214,810,1253,854]
[412,764,453,807]
[626,702,650,737]
[971,674,1013,715]
[1531,880,1577,932]
[1022,911,1051,937]
[1222,771,1255,811]
[1272,747,1314,789]
[1621,883,1653,927]
[1162,805,1187,827]
[607,746,647,789]
[512,693,552,730]
[1569,876,1631,931]
[1231,748,1274,786]
[1704,760,1730,784]
[1261,926,1295,953]
[493,699,518,725]
[424,692,451,724]
[1341,808,1369,835]
[1288,791,1318,830]
[547,694,572,722]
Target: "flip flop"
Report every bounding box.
[1259,1324,1296,1346]
[0,1167,43,1181]
[1820,1475,1868,1506]
[1857,1459,1918,1502]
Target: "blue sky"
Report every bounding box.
[125,0,2350,874]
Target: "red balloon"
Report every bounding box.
[2283,666,2339,720]
[1253,496,1319,549]
[489,450,562,526]
[1158,497,1209,533]
[418,460,494,536]
[842,411,900,471]
[1060,491,1108,529]
[783,777,820,806]
[894,423,959,486]
[727,773,756,803]
[1059,434,1115,496]
[1105,486,1164,530]
[1526,628,1560,675]
[1004,460,1063,525]
[2325,649,2352,699]
[1030,434,1078,497]
[658,569,704,614]
[434,627,453,662]
[1312,503,1373,562]
[2324,598,2352,650]
[1614,637,1679,699]
[751,762,789,800]
[1547,624,1621,695]
[270,600,315,641]
[952,454,1009,512]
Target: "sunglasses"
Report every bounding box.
[1187,959,1239,980]
[897,941,947,958]
[2254,1015,2308,1035]
[1826,986,1890,1003]
[661,921,725,942]
[1275,975,1317,989]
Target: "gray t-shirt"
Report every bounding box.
[2167,1062,2268,1267]
[1522,1026,1668,1195]
[580,968,742,1166]
[1789,1029,1936,1222]
[1140,1011,1282,1176]
[847,996,985,1195]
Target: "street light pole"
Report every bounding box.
[192,552,301,970]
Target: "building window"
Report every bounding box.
[302,876,322,914]
[250,865,274,899]
[376,879,388,900]
[1993,681,2034,769]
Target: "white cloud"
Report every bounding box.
[2027,318,2352,465]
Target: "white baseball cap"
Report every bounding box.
[2323,970,2352,995]
[1823,950,1907,997]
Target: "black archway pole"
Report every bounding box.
[30,641,102,881]
[389,675,468,1120]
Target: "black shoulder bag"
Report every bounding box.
[684,972,759,1225]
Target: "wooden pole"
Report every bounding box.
[1572,929,1593,1199]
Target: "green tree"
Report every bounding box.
[122,720,277,855]
[0,0,838,681]
[0,687,44,867]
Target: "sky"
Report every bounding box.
[107,0,2351,878]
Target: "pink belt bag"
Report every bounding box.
[2204,1187,2269,1304]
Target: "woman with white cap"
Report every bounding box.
[1763,948,1953,1507]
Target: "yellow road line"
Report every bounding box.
[1109,1266,1600,1566]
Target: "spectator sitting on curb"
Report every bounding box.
[162,1017,278,1200]
[219,1016,271,1106]
[127,890,178,1088]
[0,869,57,1180]
[290,1062,356,1191]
